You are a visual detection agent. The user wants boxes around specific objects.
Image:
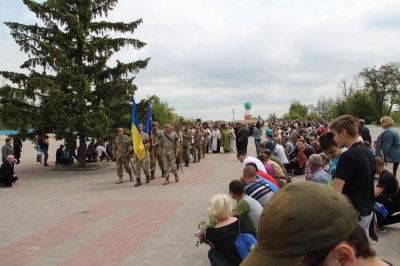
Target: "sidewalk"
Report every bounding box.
[0,127,399,265]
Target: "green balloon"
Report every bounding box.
[244,102,252,110]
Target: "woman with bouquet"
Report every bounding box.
[204,194,251,266]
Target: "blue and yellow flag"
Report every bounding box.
[131,97,145,161]
[145,102,152,136]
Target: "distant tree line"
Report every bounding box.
[279,62,400,123]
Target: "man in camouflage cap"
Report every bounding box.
[150,121,164,179]
[133,124,151,187]
[193,126,203,163]
[182,126,192,167]
[241,182,387,266]
[112,128,133,184]
[160,124,180,185]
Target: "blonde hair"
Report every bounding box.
[296,141,305,151]
[207,194,233,222]
[380,116,394,128]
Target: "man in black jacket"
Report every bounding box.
[359,119,372,143]
[0,155,18,188]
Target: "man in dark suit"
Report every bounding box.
[0,155,18,188]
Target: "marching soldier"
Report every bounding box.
[133,124,151,187]
[175,125,183,171]
[182,126,192,167]
[150,121,165,178]
[112,128,133,184]
[193,126,203,163]
[202,123,211,155]
[160,124,180,185]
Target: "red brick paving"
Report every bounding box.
[0,201,181,266]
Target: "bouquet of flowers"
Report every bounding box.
[194,220,216,247]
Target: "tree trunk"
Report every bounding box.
[388,104,393,116]
[78,134,86,167]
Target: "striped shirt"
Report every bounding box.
[242,179,274,207]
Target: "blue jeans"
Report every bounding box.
[255,138,261,155]
[42,147,48,165]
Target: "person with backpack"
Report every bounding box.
[205,194,252,266]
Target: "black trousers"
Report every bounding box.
[375,194,400,227]
[0,176,18,187]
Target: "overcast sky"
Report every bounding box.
[1,0,400,121]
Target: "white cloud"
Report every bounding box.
[1,0,400,121]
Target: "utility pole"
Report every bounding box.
[233,108,235,121]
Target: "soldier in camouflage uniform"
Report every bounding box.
[133,124,151,187]
[182,126,192,167]
[201,125,210,158]
[150,122,164,179]
[160,124,180,185]
[175,125,184,171]
[193,126,203,163]
[112,128,133,184]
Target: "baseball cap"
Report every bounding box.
[265,129,273,135]
[241,182,359,266]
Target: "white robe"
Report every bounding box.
[230,128,236,152]
[211,130,221,152]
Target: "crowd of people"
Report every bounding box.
[200,115,399,266]
[1,114,399,265]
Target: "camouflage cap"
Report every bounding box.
[241,182,359,266]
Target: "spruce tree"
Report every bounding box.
[0,0,150,165]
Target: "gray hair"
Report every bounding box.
[308,154,322,167]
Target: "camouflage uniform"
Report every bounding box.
[193,131,203,163]
[201,128,210,157]
[160,130,180,185]
[182,128,192,167]
[150,128,164,178]
[112,133,133,184]
[133,131,151,185]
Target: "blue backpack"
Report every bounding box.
[374,202,388,218]
[235,219,257,260]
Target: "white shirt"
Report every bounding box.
[275,144,289,164]
[96,145,107,157]
[243,156,267,173]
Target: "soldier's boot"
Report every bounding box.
[134,177,142,187]
[146,175,150,183]
[185,160,189,167]
[197,156,201,162]
[129,172,134,182]
[161,169,165,178]
[193,159,196,163]
[115,176,123,184]
[163,175,170,185]
[174,172,179,183]
[150,170,155,180]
